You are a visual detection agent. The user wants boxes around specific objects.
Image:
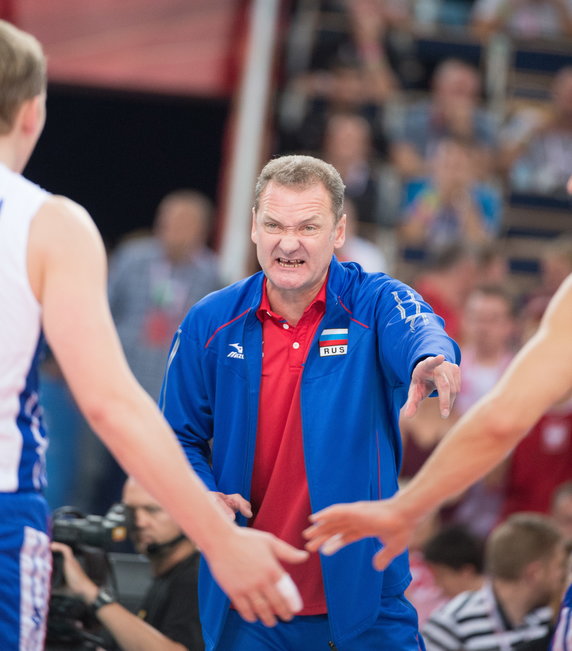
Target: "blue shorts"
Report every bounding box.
[0,492,51,650]
[215,594,426,651]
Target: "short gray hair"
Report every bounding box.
[253,154,345,222]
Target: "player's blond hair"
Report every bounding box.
[0,20,46,135]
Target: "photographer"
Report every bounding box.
[51,477,204,651]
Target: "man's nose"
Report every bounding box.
[134,509,150,528]
[279,231,300,254]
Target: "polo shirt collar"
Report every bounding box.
[256,276,327,324]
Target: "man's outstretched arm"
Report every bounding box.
[30,197,307,625]
[305,275,572,568]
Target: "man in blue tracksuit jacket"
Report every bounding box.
[160,155,460,651]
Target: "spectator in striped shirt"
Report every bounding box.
[423,513,566,651]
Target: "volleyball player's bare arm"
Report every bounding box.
[28,196,307,625]
[304,275,572,569]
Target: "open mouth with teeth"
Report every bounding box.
[278,258,304,268]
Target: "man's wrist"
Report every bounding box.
[391,490,426,526]
[89,587,117,613]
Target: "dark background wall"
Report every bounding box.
[25,84,230,250]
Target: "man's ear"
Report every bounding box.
[17,94,45,137]
[251,208,258,245]
[334,213,347,250]
[522,558,543,584]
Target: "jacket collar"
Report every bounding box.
[246,256,348,317]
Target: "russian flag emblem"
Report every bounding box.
[319,328,348,357]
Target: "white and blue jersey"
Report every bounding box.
[0,162,49,493]
[0,162,52,649]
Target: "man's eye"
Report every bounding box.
[265,222,279,231]
[302,225,317,233]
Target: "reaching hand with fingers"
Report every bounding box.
[205,527,307,626]
[303,498,417,571]
[402,354,461,419]
[210,491,253,520]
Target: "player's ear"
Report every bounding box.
[17,94,46,137]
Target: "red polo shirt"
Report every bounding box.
[250,278,327,615]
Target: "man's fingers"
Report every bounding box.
[434,372,451,418]
[226,494,252,518]
[233,595,257,623]
[418,354,445,374]
[402,382,424,419]
[234,498,253,519]
[434,363,461,418]
[216,498,237,520]
[211,492,253,519]
[373,546,395,572]
[402,397,419,419]
[303,508,365,554]
[270,537,309,565]
[235,576,302,627]
[249,594,278,627]
[319,533,346,556]
[51,541,73,560]
[302,523,335,552]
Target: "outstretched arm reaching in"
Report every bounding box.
[305,275,572,569]
[30,197,307,625]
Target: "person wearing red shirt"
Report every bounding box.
[173,156,460,651]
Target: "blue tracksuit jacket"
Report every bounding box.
[160,257,460,649]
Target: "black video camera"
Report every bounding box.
[52,504,129,552]
[47,505,129,650]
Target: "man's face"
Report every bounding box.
[552,495,572,544]
[435,67,479,104]
[531,542,567,609]
[427,563,477,599]
[122,480,182,555]
[462,293,514,356]
[251,181,346,306]
[155,199,205,262]
[433,141,474,190]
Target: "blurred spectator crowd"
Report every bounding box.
[278,0,572,283]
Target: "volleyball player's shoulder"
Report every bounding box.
[559,274,572,296]
[32,195,104,253]
[30,195,105,268]
[37,195,95,230]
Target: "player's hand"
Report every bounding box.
[402,355,460,419]
[210,491,253,520]
[51,542,99,604]
[303,499,413,571]
[205,528,308,627]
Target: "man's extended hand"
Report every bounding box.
[210,492,253,520]
[206,527,308,627]
[302,499,414,571]
[402,354,460,419]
